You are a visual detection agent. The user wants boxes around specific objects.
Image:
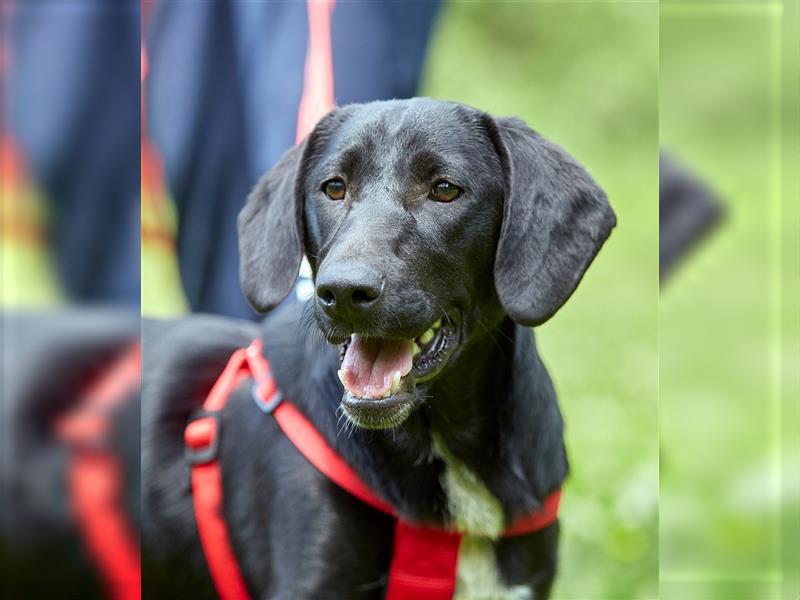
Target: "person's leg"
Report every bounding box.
[147,0,254,319]
[331,1,441,105]
[230,1,308,184]
[8,1,140,305]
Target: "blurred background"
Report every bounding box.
[2,3,142,599]
[1,0,797,599]
[659,1,799,599]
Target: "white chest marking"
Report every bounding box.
[430,432,533,600]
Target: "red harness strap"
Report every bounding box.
[184,348,254,600]
[56,344,142,600]
[185,341,561,600]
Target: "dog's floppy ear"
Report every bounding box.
[488,116,617,326]
[239,107,354,312]
[237,140,308,312]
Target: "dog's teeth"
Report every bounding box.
[419,329,434,345]
[432,319,442,330]
[390,370,402,394]
[412,342,421,356]
[337,369,347,386]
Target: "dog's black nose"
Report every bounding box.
[316,263,383,317]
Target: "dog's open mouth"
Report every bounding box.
[335,317,458,428]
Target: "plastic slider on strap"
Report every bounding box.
[184,412,221,465]
[251,377,283,414]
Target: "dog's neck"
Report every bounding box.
[262,307,567,528]
[419,317,521,535]
[424,317,518,459]
[421,318,567,526]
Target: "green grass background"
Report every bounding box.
[422,3,659,599]
[659,3,799,599]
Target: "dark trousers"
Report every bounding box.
[7,1,140,305]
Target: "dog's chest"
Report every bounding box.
[431,433,533,600]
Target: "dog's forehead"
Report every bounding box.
[328,100,486,165]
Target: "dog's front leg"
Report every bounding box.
[493,521,561,600]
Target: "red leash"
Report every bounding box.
[296,0,336,143]
[184,340,561,600]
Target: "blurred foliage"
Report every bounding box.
[660,3,798,600]
[422,3,659,599]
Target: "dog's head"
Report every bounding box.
[239,99,615,428]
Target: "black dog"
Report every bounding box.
[143,98,615,599]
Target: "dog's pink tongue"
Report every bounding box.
[341,335,413,398]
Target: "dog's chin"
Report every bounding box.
[335,315,461,430]
[340,389,419,430]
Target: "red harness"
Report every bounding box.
[56,344,142,600]
[184,340,561,600]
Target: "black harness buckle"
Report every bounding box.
[184,410,222,465]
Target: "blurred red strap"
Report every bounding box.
[71,455,141,600]
[62,344,142,600]
[296,0,336,142]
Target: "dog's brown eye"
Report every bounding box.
[430,180,461,202]
[323,178,346,200]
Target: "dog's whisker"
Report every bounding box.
[335,405,348,436]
